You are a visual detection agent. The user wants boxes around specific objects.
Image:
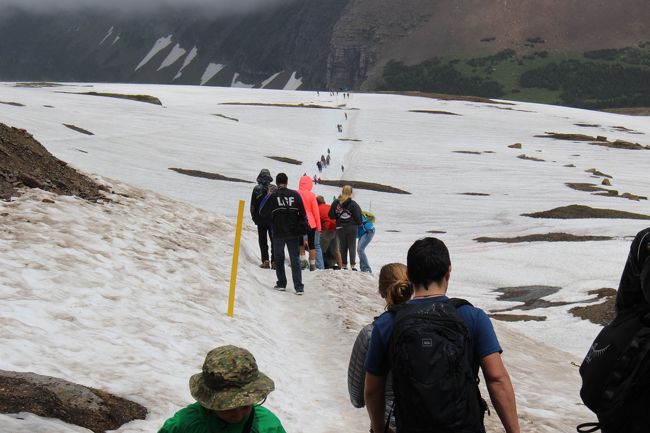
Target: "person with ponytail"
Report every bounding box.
[328,185,362,270]
[346,263,412,431]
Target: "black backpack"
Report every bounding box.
[388,298,486,433]
[577,303,650,433]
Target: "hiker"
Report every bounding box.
[327,148,330,155]
[576,227,650,433]
[158,345,286,433]
[259,173,308,295]
[326,154,330,166]
[364,237,520,433]
[317,195,342,270]
[341,165,344,173]
[317,161,322,172]
[357,211,376,273]
[615,227,650,311]
[297,175,322,271]
[250,169,275,269]
[345,113,348,120]
[348,263,412,431]
[329,185,362,270]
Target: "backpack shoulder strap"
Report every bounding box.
[259,192,272,211]
[448,297,473,309]
[387,303,409,315]
[242,406,256,433]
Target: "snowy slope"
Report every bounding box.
[1,82,650,432]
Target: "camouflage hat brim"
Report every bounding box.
[189,370,275,411]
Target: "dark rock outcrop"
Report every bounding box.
[0,122,105,201]
[0,371,147,433]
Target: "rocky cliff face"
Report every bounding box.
[1,0,650,92]
[325,0,438,90]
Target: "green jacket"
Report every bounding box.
[158,403,286,433]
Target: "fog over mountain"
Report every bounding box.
[0,0,296,15]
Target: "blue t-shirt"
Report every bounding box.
[365,295,502,376]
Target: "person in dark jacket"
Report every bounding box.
[250,169,275,269]
[615,227,650,312]
[260,173,308,295]
[329,185,362,270]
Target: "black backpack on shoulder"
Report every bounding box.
[388,298,486,433]
[577,303,650,433]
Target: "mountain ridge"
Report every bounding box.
[1,0,650,108]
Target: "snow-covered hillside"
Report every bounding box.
[1,82,650,433]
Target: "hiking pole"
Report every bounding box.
[227,199,245,317]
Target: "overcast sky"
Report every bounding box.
[0,0,296,15]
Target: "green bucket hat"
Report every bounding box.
[189,345,275,411]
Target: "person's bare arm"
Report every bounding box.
[364,372,390,433]
[480,352,520,433]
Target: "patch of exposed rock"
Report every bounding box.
[569,288,617,325]
[0,123,105,201]
[0,371,147,433]
[169,168,252,183]
[523,204,650,220]
[79,92,162,106]
[318,179,410,194]
[266,156,303,165]
[475,232,613,243]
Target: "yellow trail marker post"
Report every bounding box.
[227,199,245,317]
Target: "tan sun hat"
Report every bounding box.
[189,345,275,411]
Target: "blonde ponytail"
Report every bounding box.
[378,263,412,308]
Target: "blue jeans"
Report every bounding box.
[357,230,375,273]
[315,230,324,269]
[273,236,304,292]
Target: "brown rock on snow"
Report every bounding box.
[0,371,147,433]
[0,122,105,201]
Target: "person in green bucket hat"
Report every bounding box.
[159,345,286,433]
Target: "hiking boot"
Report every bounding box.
[295,290,304,296]
[300,259,309,270]
[273,285,286,292]
[271,261,276,270]
[332,265,340,270]
[309,264,316,271]
[351,266,358,271]
[260,260,270,269]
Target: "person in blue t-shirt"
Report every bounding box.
[364,237,520,433]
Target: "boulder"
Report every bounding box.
[0,371,147,433]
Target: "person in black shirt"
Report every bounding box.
[260,173,308,295]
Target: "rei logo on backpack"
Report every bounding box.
[577,304,650,433]
[389,298,486,433]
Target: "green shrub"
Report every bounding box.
[381,60,504,97]
[520,60,650,108]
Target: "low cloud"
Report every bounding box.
[1,0,296,15]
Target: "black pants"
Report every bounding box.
[257,223,273,263]
[337,225,358,267]
[273,236,304,292]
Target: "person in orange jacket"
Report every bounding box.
[298,175,322,271]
